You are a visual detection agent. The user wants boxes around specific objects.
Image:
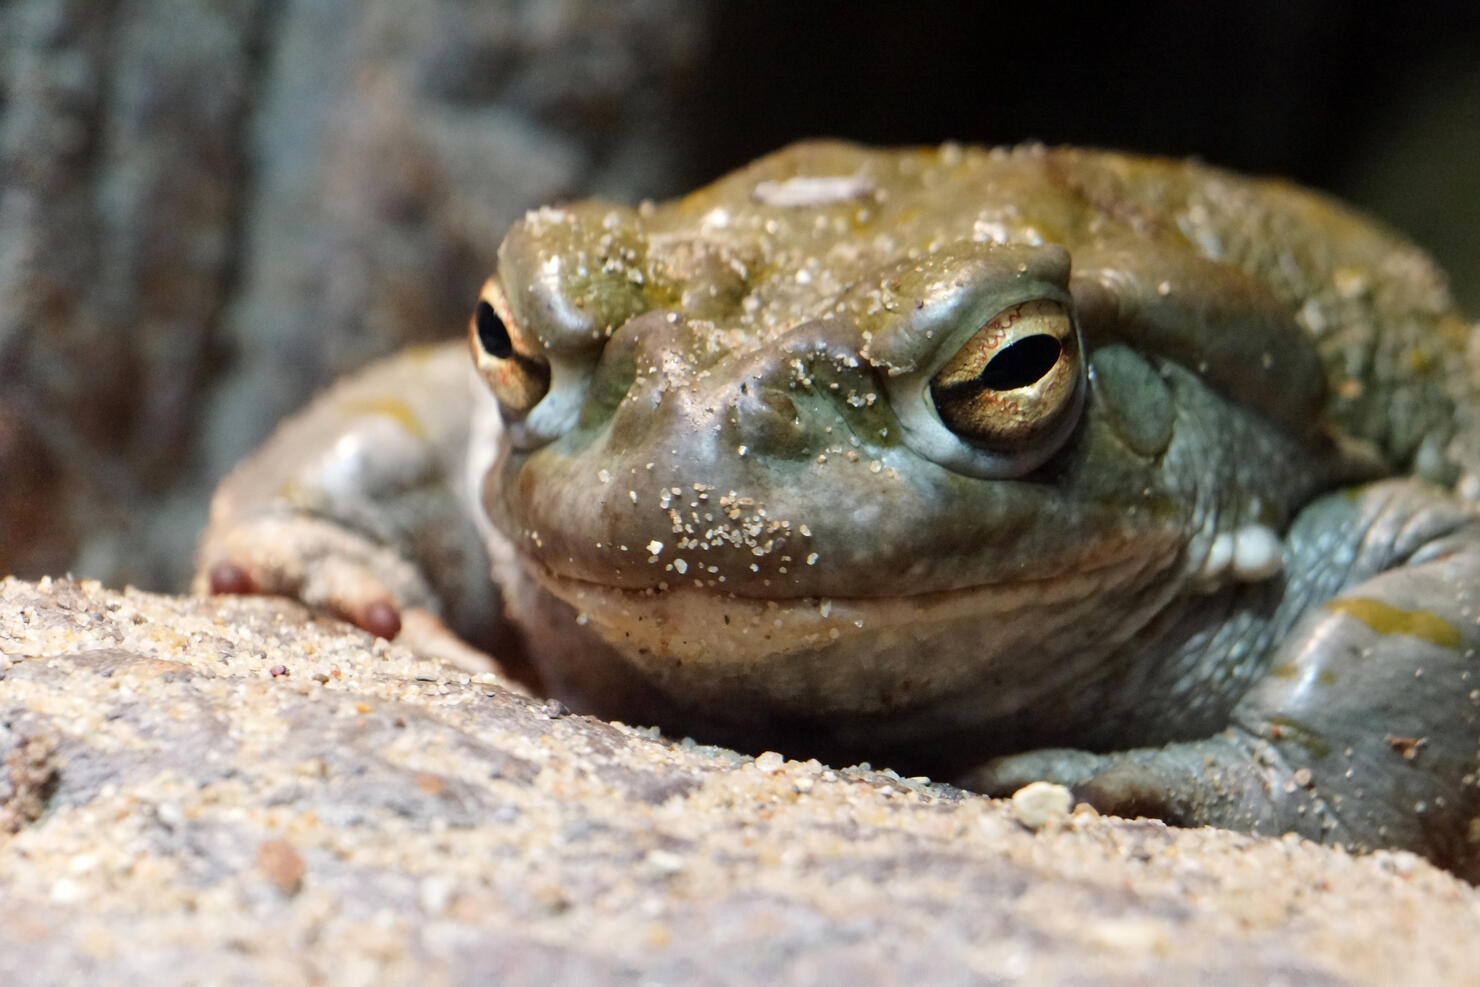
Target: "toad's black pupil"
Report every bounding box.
[475,300,513,359]
[979,334,1060,390]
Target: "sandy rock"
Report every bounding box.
[1,575,1477,985]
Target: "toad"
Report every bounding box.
[199,142,1480,877]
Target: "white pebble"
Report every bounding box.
[1011,781,1073,830]
[754,750,786,773]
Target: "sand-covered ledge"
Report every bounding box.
[1,576,1477,985]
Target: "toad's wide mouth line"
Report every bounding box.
[520,534,1167,608]
[520,544,1175,668]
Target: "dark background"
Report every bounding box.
[2,0,1477,591]
[682,1,1479,294]
[692,3,1465,179]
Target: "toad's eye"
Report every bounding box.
[929,299,1081,449]
[469,282,550,419]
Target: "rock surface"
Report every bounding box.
[2,576,1478,985]
[0,0,702,588]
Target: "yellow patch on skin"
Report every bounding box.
[276,478,311,506]
[403,343,445,365]
[1325,597,1462,648]
[1267,664,1338,685]
[340,397,428,441]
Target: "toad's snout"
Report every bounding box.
[598,313,884,465]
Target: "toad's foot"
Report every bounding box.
[198,512,424,640]
[966,516,1480,881]
[195,342,519,681]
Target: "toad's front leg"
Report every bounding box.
[966,479,1480,880]
[195,341,516,674]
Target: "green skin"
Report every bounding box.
[199,142,1480,878]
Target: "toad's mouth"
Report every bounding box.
[518,543,1181,718]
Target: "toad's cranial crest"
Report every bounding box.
[199,141,1480,881]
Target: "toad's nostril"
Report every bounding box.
[731,382,806,456]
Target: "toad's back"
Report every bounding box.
[654,143,1477,483]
